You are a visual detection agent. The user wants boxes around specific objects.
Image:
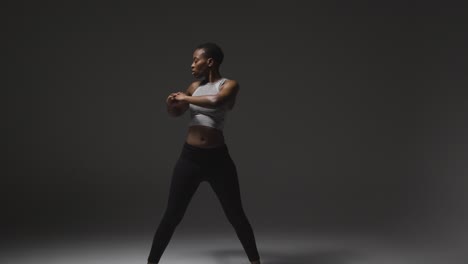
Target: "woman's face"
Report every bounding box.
[191,48,210,79]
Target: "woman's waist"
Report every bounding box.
[187,125,225,144]
[181,140,230,161]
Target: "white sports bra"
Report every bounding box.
[188,78,229,130]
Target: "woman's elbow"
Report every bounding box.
[212,96,230,108]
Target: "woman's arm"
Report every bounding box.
[174,80,239,109]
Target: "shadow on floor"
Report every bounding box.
[206,247,363,264]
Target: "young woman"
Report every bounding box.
[147,43,261,264]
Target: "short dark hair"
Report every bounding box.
[196,42,224,65]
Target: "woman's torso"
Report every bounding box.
[186,78,234,148]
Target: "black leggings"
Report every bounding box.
[147,142,260,263]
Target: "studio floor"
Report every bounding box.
[2,229,465,264]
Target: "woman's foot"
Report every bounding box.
[251,260,261,264]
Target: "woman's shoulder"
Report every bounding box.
[219,78,240,94]
[222,78,239,87]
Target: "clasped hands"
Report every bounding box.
[167,92,188,105]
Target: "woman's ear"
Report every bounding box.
[207,58,214,67]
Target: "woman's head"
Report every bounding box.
[191,42,224,78]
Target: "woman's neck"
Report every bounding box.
[204,69,222,83]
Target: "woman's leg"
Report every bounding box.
[147,156,202,263]
[208,156,261,263]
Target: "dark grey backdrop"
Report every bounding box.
[5,0,467,247]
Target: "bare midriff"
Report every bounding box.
[186,125,225,148]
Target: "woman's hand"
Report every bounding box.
[166,92,189,117]
[173,92,188,102]
[166,93,178,105]
[166,93,174,104]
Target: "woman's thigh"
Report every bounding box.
[164,157,203,215]
[207,157,244,212]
